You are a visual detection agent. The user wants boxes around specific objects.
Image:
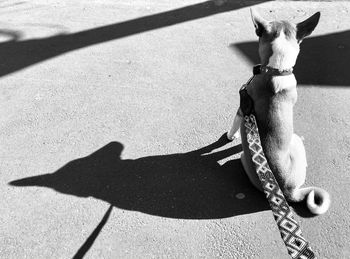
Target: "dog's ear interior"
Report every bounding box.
[296,12,320,43]
[250,8,269,37]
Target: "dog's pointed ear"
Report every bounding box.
[296,12,320,43]
[250,8,269,37]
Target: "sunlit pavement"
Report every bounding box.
[1,1,349,258]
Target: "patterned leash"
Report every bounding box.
[240,66,316,259]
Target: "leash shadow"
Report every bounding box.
[232,30,350,87]
[9,133,269,220]
[72,205,113,259]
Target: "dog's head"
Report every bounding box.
[250,9,320,70]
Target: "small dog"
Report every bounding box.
[227,9,330,215]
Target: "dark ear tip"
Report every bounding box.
[315,11,321,19]
[312,12,321,24]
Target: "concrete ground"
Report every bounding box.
[1,0,350,258]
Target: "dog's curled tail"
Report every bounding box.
[291,187,331,215]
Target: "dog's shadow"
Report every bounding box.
[10,134,269,219]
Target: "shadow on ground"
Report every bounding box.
[72,204,114,259]
[233,30,350,87]
[9,134,269,220]
[9,134,317,257]
[0,0,269,78]
[10,134,270,258]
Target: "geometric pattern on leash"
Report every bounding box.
[244,114,316,259]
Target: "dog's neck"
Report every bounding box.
[251,64,295,95]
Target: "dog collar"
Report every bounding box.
[253,64,293,76]
[241,64,294,93]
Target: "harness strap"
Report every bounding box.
[239,66,316,259]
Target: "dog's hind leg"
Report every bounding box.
[287,134,308,191]
[227,108,243,140]
[287,134,331,214]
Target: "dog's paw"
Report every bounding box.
[226,131,240,141]
[226,132,234,141]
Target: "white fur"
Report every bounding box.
[270,74,297,93]
[227,111,242,140]
[268,32,300,70]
